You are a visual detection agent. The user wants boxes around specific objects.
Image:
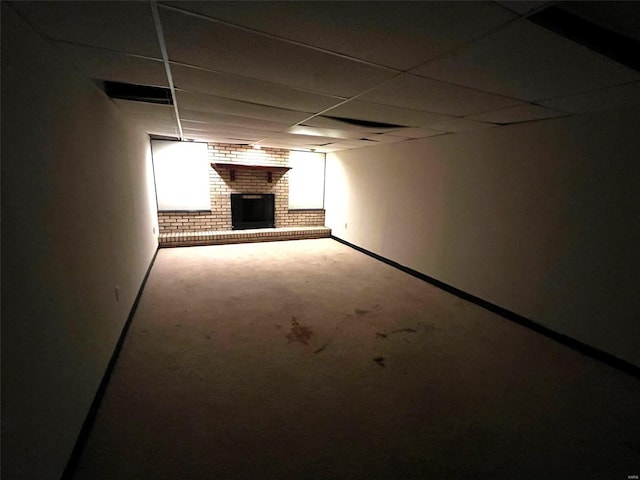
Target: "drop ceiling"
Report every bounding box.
[10,1,640,152]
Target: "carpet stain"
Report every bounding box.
[315,318,351,354]
[274,324,282,330]
[373,357,386,367]
[286,316,313,345]
[356,304,381,316]
[391,328,417,334]
[314,343,329,354]
[376,327,418,339]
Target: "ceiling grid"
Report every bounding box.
[9,0,640,151]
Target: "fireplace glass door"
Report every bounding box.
[231,193,275,230]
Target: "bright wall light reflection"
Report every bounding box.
[151,140,210,211]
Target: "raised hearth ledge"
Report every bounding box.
[159,226,331,248]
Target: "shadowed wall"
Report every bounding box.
[326,106,640,367]
[1,5,158,479]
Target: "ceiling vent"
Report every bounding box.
[528,5,640,72]
[103,81,174,105]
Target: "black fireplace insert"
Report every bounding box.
[231,193,275,230]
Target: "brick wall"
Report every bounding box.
[158,143,325,233]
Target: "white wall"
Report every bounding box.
[326,106,640,368]
[1,4,159,479]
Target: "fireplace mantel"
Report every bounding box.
[211,162,291,183]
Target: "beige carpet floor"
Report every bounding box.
[72,238,639,479]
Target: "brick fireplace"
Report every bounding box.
[158,143,326,234]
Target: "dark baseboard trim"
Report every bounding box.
[331,235,639,379]
[61,247,160,479]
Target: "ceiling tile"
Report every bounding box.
[181,121,276,139]
[12,1,161,57]
[412,20,640,101]
[328,139,382,148]
[178,109,290,132]
[466,104,567,123]
[387,127,445,139]
[315,145,351,153]
[193,135,252,144]
[360,74,522,116]
[287,126,363,140]
[158,7,396,97]
[321,143,368,151]
[322,100,454,128]
[176,90,310,124]
[496,2,553,15]
[207,135,253,145]
[263,133,342,145]
[170,63,344,113]
[56,43,168,87]
[361,134,409,144]
[301,116,398,134]
[429,118,497,133]
[256,140,317,150]
[165,1,515,70]
[182,128,261,142]
[537,82,640,114]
